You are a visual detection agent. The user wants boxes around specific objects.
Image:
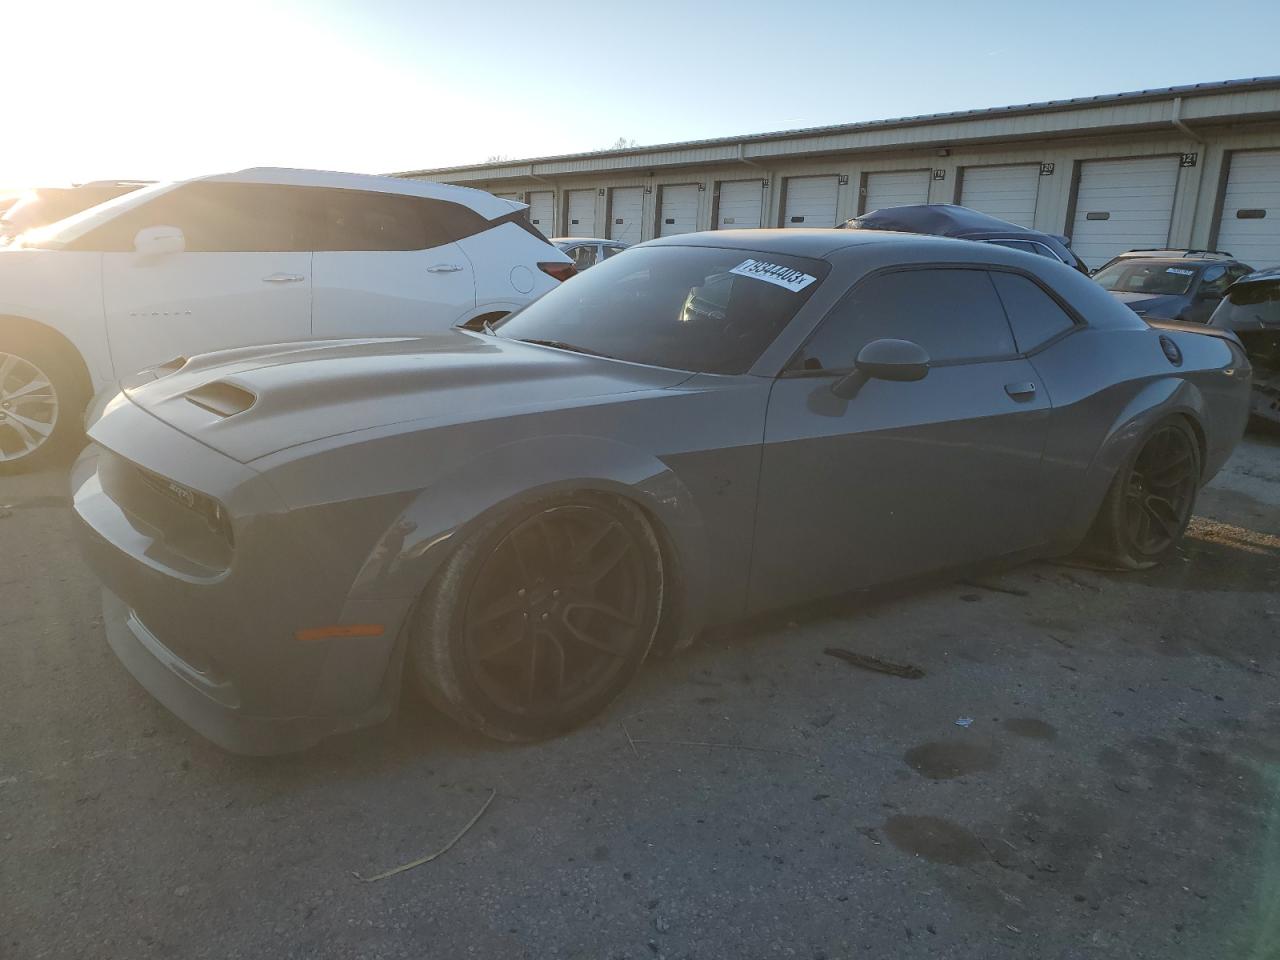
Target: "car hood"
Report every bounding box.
[113,333,692,464]
[1107,291,1184,316]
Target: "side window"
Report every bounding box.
[1228,264,1254,285]
[1198,264,1230,298]
[73,183,305,252]
[989,271,1078,352]
[570,244,598,270]
[795,268,1017,371]
[296,188,490,251]
[603,244,625,259]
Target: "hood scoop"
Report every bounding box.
[185,381,256,418]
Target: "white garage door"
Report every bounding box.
[960,165,1041,227]
[1070,156,1180,269]
[783,176,839,228]
[717,180,764,230]
[565,190,597,237]
[609,187,644,244]
[863,170,930,214]
[659,184,700,236]
[527,191,554,237]
[1216,150,1280,269]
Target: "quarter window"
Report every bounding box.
[989,271,1077,352]
[795,267,1017,371]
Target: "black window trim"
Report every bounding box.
[779,261,1087,378]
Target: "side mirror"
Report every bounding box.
[134,225,185,256]
[831,338,930,399]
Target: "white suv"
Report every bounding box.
[0,167,573,471]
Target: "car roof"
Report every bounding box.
[197,167,524,220]
[1108,249,1236,263]
[551,237,623,245]
[643,227,971,259]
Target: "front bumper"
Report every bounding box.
[99,588,389,754]
[72,403,415,755]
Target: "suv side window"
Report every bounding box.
[989,271,1078,352]
[794,267,1017,371]
[73,183,305,252]
[569,244,599,270]
[297,187,489,251]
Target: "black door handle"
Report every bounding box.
[1005,381,1037,400]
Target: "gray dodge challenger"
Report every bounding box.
[72,229,1252,754]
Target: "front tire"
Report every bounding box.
[0,336,83,474]
[1088,417,1202,569]
[410,493,664,742]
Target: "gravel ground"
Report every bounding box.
[2,432,1279,960]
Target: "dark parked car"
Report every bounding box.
[73,229,1251,754]
[0,180,150,244]
[1209,266,1280,424]
[1092,250,1255,324]
[840,203,1089,273]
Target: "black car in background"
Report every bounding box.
[840,203,1089,274]
[0,180,151,244]
[1210,266,1280,425]
[1092,249,1255,324]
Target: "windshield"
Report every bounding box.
[0,185,148,241]
[494,245,829,374]
[1093,260,1197,296]
[17,181,177,249]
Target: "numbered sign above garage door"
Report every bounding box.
[783,176,839,228]
[565,190,597,237]
[609,187,644,244]
[659,184,700,236]
[863,170,930,215]
[717,180,764,230]
[527,191,554,237]
[1069,156,1179,269]
[959,164,1041,228]
[1215,149,1280,269]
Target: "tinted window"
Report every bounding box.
[71,182,305,252]
[1211,278,1280,329]
[603,244,626,259]
[495,245,829,375]
[70,183,490,253]
[989,271,1077,352]
[795,268,1017,371]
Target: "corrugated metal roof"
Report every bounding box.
[394,76,1280,179]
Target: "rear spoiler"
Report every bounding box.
[1144,318,1243,346]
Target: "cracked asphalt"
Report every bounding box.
[2,431,1279,960]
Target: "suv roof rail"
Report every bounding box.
[1121,247,1234,259]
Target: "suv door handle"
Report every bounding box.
[262,273,305,283]
[1005,381,1037,400]
[426,264,464,273]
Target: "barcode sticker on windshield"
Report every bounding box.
[729,259,817,292]
[1166,267,1195,276]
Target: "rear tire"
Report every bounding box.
[0,333,84,475]
[410,493,664,742]
[1088,417,1201,570]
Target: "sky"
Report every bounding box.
[4,0,1279,190]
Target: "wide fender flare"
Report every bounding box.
[346,433,713,634]
[1071,377,1208,533]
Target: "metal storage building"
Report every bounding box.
[397,77,1280,269]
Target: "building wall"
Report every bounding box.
[400,85,1280,258]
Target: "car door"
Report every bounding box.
[307,187,477,338]
[749,266,1052,612]
[99,182,312,378]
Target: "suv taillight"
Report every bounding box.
[538,262,577,283]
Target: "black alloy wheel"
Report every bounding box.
[413,494,663,741]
